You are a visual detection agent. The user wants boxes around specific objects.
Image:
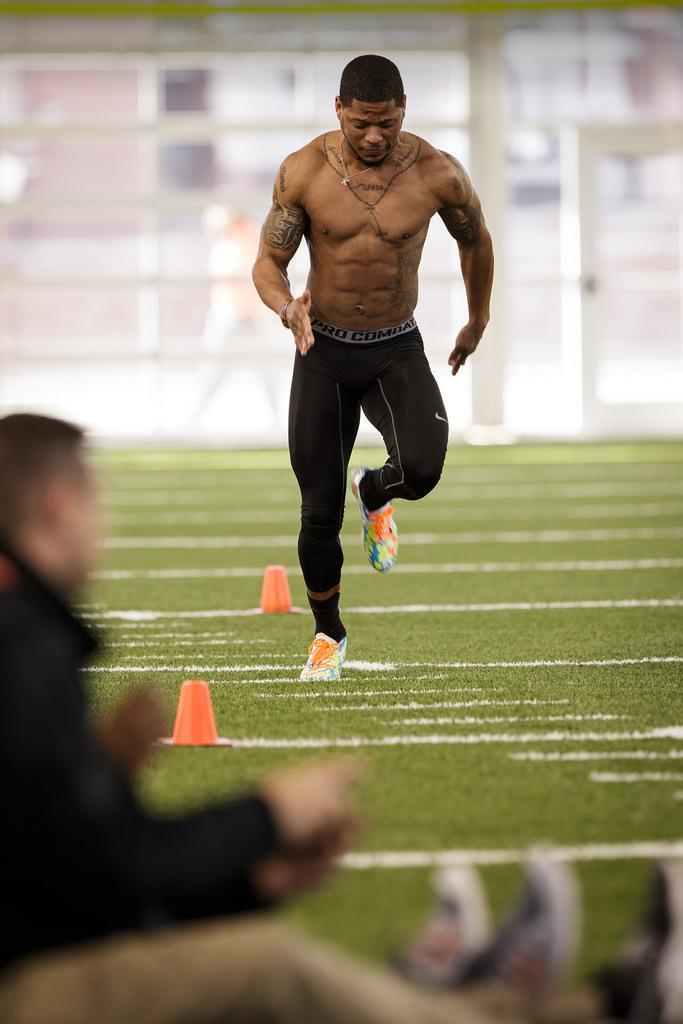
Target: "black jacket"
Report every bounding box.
[0,540,280,970]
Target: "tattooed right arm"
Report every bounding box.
[252,159,309,317]
[264,196,307,251]
[253,154,315,353]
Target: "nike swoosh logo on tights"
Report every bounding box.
[435,412,449,424]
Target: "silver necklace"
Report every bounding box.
[339,138,373,187]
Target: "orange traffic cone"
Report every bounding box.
[171,679,219,746]
[260,564,292,614]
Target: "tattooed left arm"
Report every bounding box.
[438,175,494,376]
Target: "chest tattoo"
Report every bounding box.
[323,134,422,214]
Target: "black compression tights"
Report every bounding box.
[288,327,449,597]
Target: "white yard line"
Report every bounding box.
[92,557,683,581]
[346,661,396,671]
[409,674,452,682]
[254,688,487,699]
[82,643,683,673]
[105,482,683,504]
[103,474,291,488]
[393,713,625,726]
[228,727,683,749]
[115,639,269,648]
[103,469,683,487]
[102,625,242,634]
[456,502,683,520]
[100,463,683,485]
[533,504,683,520]
[216,676,466,688]
[107,501,683,526]
[223,677,299,684]
[343,599,683,614]
[591,771,683,783]
[106,492,295,507]
[403,657,683,669]
[83,661,394,674]
[83,602,683,623]
[118,651,289,658]
[97,567,265,580]
[101,526,683,548]
[87,609,269,621]
[84,664,300,673]
[104,627,233,636]
[512,750,683,762]
[341,839,683,870]
[110,510,299,525]
[435,482,683,499]
[318,699,571,712]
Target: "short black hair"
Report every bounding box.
[0,413,86,541]
[339,54,404,108]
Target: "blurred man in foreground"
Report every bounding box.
[0,412,679,1024]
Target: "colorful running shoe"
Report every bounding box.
[299,633,347,682]
[351,467,398,572]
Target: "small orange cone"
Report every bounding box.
[260,564,293,614]
[172,680,219,746]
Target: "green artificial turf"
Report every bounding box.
[87,441,683,982]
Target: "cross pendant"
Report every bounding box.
[341,177,350,186]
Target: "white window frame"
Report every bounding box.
[573,122,683,437]
[0,50,470,382]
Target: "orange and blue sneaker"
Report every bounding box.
[351,467,398,572]
[300,632,347,682]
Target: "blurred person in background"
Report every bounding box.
[202,204,261,353]
[0,411,679,1024]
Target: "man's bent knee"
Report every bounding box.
[300,503,344,543]
[401,462,443,501]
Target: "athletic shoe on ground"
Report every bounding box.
[459,850,580,993]
[599,860,683,1024]
[299,633,347,682]
[351,467,398,572]
[396,866,491,986]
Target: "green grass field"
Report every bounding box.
[88,440,683,982]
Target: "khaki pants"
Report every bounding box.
[0,917,604,1024]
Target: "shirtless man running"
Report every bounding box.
[252,53,494,682]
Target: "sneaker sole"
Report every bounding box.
[299,668,343,682]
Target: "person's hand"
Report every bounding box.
[288,289,315,356]
[448,320,486,376]
[249,815,357,901]
[96,687,166,775]
[260,757,362,852]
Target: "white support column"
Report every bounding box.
[558,124,585,435]
[466,15,507,440]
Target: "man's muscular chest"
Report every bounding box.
[303,169,437,247]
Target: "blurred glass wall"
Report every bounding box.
[0,7,681,442]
